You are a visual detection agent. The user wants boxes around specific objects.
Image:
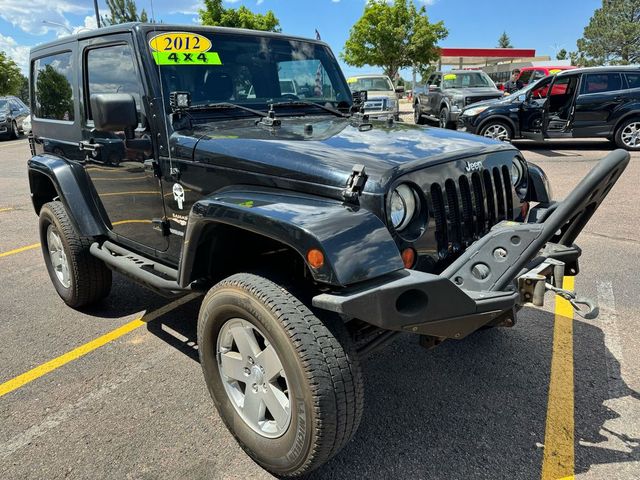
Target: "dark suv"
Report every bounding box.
[0,96,29,140]
[27,23,628,477]
[458,66,640,151]
[414,70,503,128]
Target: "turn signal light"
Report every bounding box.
[307,249,324,269]
[401,248,416,269]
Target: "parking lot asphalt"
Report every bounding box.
[1,136,638,479]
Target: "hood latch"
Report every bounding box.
[343,164,368,203]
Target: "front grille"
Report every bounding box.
[465,95,501,106]
[430,166,514,255]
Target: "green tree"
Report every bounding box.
[556,48,568,60]
[577,0,640,65]
[342,0,447,83]
[102,0,149,26]
[36,65,73,120]
[0,51,23,96]
[199,0,281,32]
[497,31,513,48]
[18,75,29,104]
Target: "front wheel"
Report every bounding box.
[479,121,513,142]
[614,117,640,151]
[197,273,363,477]
[439,107,456,129]
[10,121,19,139]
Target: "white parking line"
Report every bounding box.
[596,281,626,399]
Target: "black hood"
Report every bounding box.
[172,116,514,193]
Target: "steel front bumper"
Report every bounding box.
[313,150,630,339]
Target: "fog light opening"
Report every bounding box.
[395,289,429,316]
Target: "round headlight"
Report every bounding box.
[390,184,417,230]
[511,156,525,185]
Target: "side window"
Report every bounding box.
[625,73,640,89]
[426,74,434,86]
[432,75,441,87]
[86,44,144,123]
[32,52,74,121]
[532,70,546,81]
[581,73,623,94]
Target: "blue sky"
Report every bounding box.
[0,0,603,76]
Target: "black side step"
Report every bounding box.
[90,241,189,297]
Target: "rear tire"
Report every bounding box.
[614,117,640,151]
[39,201,112,308]
[414,103,427,125]
[197,273,364,477]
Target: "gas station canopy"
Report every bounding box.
[438,48,537,68]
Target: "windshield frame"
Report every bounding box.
[144,28,354,116]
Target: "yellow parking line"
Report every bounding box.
[0,293,199,398]
[541,276,575,480]
[0,207,14,213]
[0,243,41,258]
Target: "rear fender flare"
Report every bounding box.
[27,154,107,237]
[179,189,404,287]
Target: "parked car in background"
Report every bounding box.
[278,78,298,97]
[347,73,400,119]
[458,66,640,151]
[0,96,30,140]
[517,66,576,87]
[413,70,503,128]
[22,114,32,135]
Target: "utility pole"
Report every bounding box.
[94,0,102,28]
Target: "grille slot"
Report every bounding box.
[429,166,514,259]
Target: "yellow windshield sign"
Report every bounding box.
[444,74,457,80]
[149,32,212,53]
[347,77,357,83]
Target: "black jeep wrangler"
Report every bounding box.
[27,23,628,477]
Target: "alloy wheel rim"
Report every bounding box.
[483,124,509,141]
[621,122,640,148]
[217,318,291,438]
[439,111,447,128]
[47,225,71,288]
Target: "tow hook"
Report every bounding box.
[544,283,599,320]
[517,257,599,320]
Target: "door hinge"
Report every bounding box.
[343,164,368,202]
[152,218,171,236]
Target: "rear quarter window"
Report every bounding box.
[31,52,74,121]
[625,73,640,89]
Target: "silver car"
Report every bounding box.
[347,74,400,120]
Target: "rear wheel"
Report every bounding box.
[39,201,112,308]
[479,121,513,142]
[414,103,427,125]
[614,117,640,151]
[197,273,363,477]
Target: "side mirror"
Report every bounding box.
[428,85,440,92]
[90,93,138,136]
[395,86,404,94]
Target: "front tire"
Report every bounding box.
[39,201,112,308]
[197,273,363,477]
[479,120,513,142]
[10,121,19,139]
[439,107,456,129]
[614,117,640,151]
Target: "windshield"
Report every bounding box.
[443,72,495,89]
[148,31,352,112]
[347,76,394,92]
[0,100,8,112]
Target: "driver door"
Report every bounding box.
[542,74,580,137]
[520,76,554,139]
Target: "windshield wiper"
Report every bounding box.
[185,102,268,118]
[270,100,348,118]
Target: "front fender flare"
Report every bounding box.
[180,188,404,287]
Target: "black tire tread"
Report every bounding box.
[198,273,364,477]
[41,201,111,307]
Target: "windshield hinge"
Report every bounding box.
[257,104,281,128]
[343,164,368,202]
